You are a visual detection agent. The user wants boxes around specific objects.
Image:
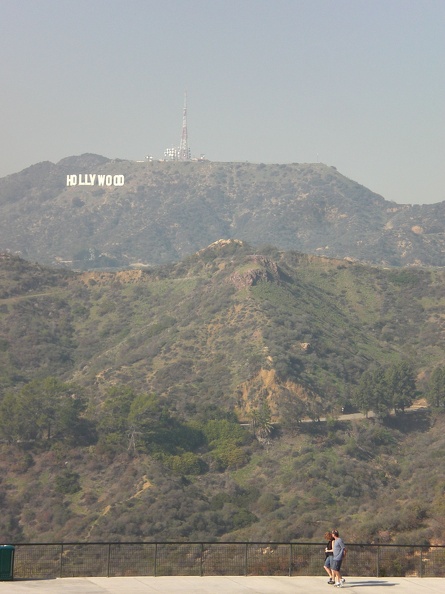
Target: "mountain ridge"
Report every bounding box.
[1,154,445,268]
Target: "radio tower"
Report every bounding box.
[178,92,191,160]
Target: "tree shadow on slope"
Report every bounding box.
[383,409,431,434]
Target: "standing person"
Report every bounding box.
[331,529,346,587]
[323,531,335,584]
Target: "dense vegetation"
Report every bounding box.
[1,244,445,544]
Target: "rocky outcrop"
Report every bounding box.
[229,256,283,289]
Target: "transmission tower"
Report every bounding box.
[178,92,191,160]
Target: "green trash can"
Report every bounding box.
[0,545,14,580]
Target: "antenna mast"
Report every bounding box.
[178,92,191,160]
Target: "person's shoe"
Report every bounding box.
[334,583,342,588]
[328,579,335,584]
[341,578,345,584]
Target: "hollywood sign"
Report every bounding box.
[66,174,125,187]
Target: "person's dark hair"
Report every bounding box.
[332,530,339,537]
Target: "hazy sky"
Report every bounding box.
[1,0,444,204]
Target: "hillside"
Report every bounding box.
[2,242,445,407]
[1,245,445,544]
[1,155,445,268]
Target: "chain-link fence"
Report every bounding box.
[10,542,445,579]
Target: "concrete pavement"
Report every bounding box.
[1,576,445,593]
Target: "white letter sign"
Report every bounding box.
[66,174,125,187]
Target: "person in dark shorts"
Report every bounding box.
[331,529,347,587]
[323,531,335,584]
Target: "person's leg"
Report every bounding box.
[324,556,333,578]
[337,561,343,583]
[332,560,340,585]
[333,561,344,586]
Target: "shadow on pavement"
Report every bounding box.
[342,580,397,587]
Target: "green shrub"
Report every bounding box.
[55,470,81,494]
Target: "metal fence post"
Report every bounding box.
[289,543,292,576]
[107,543,111,577]
[154,543,157,577]
[200,543,203,577]
[419,547,423,578]
[244,543,248,576]
[60,544,64,578]
[376,545,380,578]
